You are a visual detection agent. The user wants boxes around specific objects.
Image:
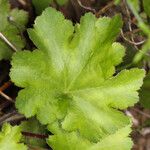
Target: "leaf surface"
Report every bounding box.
[0,123,27,150]
[0,0,28,60]
[143,0,150,17]
[10,8,145,149]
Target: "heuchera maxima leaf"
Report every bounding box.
[10,8,145,150]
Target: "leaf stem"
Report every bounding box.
[0,91,14,103]
[22,131,48,139]
[126,0,150,36]
[0,32,18,52]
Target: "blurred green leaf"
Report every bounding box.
[32,0,53,15]
[133,39,150,64]
[56,0,68,6]
[143,0,150,17]
[140,72,150,108]
[0,0,28,60]
[128,0,140,12]
[32,0,68,15]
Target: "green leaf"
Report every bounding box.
[143,0,150,17]
[10,8,145,149]
[32,0,53,15]
[56,0,68,5]
[0,0,28,60]
[32,0,68,15]
[47,123,132,150]
[133,39,150,63]
[140,72,150,108]
[20,118,47,148]
[0,123,27,150]
[127,0,140,12]
[47,131,92,150]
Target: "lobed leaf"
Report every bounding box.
[0,123,27,150]
[0,0,28,60]
[10,8,145,149]
[47,125,132,150]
